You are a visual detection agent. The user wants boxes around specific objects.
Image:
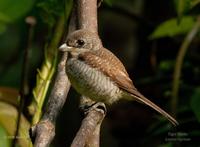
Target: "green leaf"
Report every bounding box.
[104,0,114,6]
[0,102,32,147]
[0,23,6,34]
[0,125,10,147]
[159,60,175,72]
[149,16,195,39]
[0,12,11,23]
[174,0,191,22]
[190,87,200,122]
[0,0,33,23]
[37,0,64,28]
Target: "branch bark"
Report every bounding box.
[30,52,70,147]
[71,102,106,147]
[71,0,106,147]
[76,0,98,32]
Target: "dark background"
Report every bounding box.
[0,0,200,147]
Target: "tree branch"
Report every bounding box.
[76,0,98,32]
[71,0,107,147]
[71,102,106,147]
[30,52,70,147]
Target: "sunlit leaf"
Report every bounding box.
[149,16,195,39]
[190,87,200,122]
[0,125,10,147]
[0,102,32,147]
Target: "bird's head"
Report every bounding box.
[59,29,102,56]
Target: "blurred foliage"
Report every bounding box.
[159,143,173,147]
[149,16,195,39]
[0,102,31,147]
[36,0,65,28]
[0,125,10,147]
[159,60,175,72]
[104,0,117,6]
[190,87,200,122]
[0,0,72,146]
[0,0,33,34]
[174,0,191,22]
[0,0,200,147]
[191,0,200,7]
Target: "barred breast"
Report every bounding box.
[66,58,123,104]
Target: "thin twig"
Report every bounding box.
[171,17,200,116]
[12,16,36,147]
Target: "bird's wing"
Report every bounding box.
[95,48,128,74]
[79,49,178,126]
[79,48,137,94]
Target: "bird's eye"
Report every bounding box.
[77,39,85,47]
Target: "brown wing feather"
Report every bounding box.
[95,48,128,74]
[79,48,137,94]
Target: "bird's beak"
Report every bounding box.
[59,43,73,52]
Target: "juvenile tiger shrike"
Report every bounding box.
[59,29,178,126]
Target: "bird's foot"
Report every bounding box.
[79,96,107,115]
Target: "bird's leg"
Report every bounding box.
[79,96,107,115]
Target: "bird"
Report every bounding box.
[59,29,178,126]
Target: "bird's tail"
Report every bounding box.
[125,91,178,126]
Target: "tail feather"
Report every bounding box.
[127,92,178,126]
